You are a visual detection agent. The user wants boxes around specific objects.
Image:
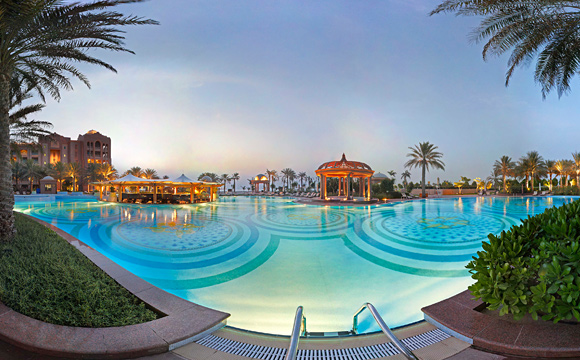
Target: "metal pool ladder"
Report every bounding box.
[285,303,418,360]
[285,306,306,360]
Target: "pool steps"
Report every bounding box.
[174,322,470,360]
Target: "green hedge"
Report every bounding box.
[0,213,158,327]
[467,200,580,323]
[552,186,580,196]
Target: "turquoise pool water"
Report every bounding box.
[14,196,578,335]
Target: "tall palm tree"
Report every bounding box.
[431,0,580,97]
[220,174,229,193]
[563,159,575,186]
[298,172,307,190]
[67,163,82,192]
[524,151,545,191]
[493,155,515,193]
[515,156,531,190]
[388,170,396,178]
[572,153,580,189]
[142,168,158,179]
[544,160,556,191]
[23,159,42,192]
[400,170,411,188]
[266,169,278,190]
[11,160,26,192]
[404,142,445,197]
[281,168,294,191]
[0,1,156,241]
[85,163,100,191]
[231,172,240,192]
[52,161,67,191]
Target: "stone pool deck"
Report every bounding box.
[423,290,580,358]
[0,214,229,359]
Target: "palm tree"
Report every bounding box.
[572,153,580,189]
[125,167,143,178]
[524,151,545,191]
[98,163,118,181]
[493,156,515,192]
[431,0,580,97]
[142,168,158,179]
[388,170,396,179]
[67,163,82,192]
[281,168,294,191]
[555,159,574,187]
[11,160,26,192]
[23,160,42,192]
[563,159,575,186]
[231,172,240,192]
[85,163,100,191]
[9,75,53,154]
[544,160,556,191]
[220,174,229,193]
[266,169,278,190]
[404,142,445,197]
[0,1,156,241]
[400,170,411,189]
[198,172,219,182]
[515,156,531,190]
[51,161,67,191]
[298,172,307,190]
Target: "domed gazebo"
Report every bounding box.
[371,172,389,184]
[315,154,374,200]
[250,174,269,192]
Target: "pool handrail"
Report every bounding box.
[352,302,418,360]
[285,306,306,360]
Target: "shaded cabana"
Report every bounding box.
[249,174,269,192]
[92,174,223,204]
[39,176,57,194]
[315,154,374,201]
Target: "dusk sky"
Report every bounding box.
[39,0,580,187]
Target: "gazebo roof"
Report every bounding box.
[317,154,373,171]
[172,174,194,183]
[40,176,55,181]
[253,174,268,181]
[372,172,388,179]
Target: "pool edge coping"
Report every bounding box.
[0,213,230,359]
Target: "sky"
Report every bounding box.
[37,0,580,188]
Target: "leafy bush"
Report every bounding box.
[553,186,580,196]
[467,200,580,323]
[0,213,158,327]
[387,191,402,199]
[380,178,395,193]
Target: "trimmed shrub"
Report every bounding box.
[553,186,580,196]
[0,213,158,327]
[467,200,580,323]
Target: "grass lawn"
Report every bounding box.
[0,212,158,327]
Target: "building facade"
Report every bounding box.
[15,130,111,167]
[12,130,111,192]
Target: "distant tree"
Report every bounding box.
[98,163,118,181]
[298,172,307,189]
[231,172,240,192]
[198,172,219,182]
[525,151,545,190]
[51,161,67,191]
[125,167,143,177]
[387,170,396,178]
[544,159,556,191]
[572,153,580,189]
[454,181,464,194]
[67,163,82,192]
[11,160,26,192]
[142,168,159,179]
[493,156,515,192]
[380,178,395,193]
[281,168,294,191]
[405,142,445,197]
[220,174,229,193]
[400,170,411,188]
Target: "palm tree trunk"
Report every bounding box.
[503,173,507,192]
[0,76,15,242]
[531,172,535,191]
[421,164,426,197]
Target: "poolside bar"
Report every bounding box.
[92,174,223,204]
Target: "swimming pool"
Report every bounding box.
[14,196,577,335]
